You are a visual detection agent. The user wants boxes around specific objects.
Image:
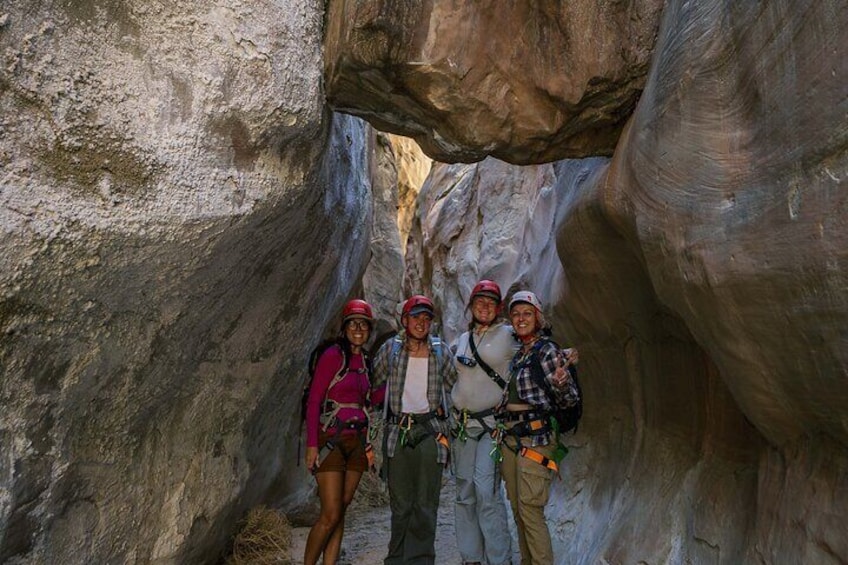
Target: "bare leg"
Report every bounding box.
[321,470,363,564]
[304,471,344,565]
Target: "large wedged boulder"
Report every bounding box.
[0,2,376,563]
[324,0,664,165]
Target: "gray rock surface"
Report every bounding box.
[2,0,847,564]
[408,158,583,341]
[405,2,848,563]
[362,133,430,336]
[1,2,373,563]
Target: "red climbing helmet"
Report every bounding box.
[342,299,374,323]
[469,279,502,304]
[402,295,435,317]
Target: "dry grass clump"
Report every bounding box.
[227,506,293,565]
[354,465,390,507]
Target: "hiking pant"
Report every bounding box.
[501,439,556,565]
[453,432,512,565]
[384,436,442,565]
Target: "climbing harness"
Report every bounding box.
[451,407,497,443]
[314,419,375,474]
[388,408,448,449]
[382,335,451,454]
[304,344,375,473]
[491,409,560,472]
[518,445,559,472]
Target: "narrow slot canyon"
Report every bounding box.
[1,1,846,564]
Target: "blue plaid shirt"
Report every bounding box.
[509,338,576,446]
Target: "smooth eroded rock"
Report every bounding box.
[324,0,664,164]
[0,2,374,562]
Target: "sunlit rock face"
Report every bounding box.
[0,2,373,563]
[362,133,430,335]
[324,0,664,165]
[407,1,848,563]
[391,134,431,253]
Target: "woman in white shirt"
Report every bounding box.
[449,280,515,565]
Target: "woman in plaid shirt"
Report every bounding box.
[501,290,578,565]
[370,295,456,565]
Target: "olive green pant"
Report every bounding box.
[384,436,442,565]
[500,439,556,565]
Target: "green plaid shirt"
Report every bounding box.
[372,334,456,464]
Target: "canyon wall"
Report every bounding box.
[1,0,845,563]
[348,1,848,563]
[0,2,377,563]
[362,133,430,336]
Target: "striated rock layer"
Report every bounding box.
[406,1,848,563]
[406,158,576,338]
[362,133,430,336]
[0,2,376,563]
[324,0,664,164]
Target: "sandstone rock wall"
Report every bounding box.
[392,1,848,563]
[362,133,430,335]
[406,158,583,340]
[1,0,845,563]
[391,134,431,254]
[1,2,375,563]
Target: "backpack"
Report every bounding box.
[382,334,446,420]
[385,335,443,374]
[300,339,348,425]
[528,338,583,435]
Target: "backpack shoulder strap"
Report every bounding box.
[383,337,404,421]
[429,336,452,415]
[388,337,403,374]
[469,332,507,389]
[430,336,443,368]
[324,344,349,396]
[528,339,556,399]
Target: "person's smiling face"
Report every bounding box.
[345,319,370,350]
[471,296,498,326]
[510,303,538,338]
[404,312,433,341]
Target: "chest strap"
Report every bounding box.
[499,409,547,423]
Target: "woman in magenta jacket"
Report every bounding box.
[304,299,381,565]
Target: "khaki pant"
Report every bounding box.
[500,438,556,565]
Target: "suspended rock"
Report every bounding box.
[324,0,664,164]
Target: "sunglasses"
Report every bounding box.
[346,320,371,330]
[456,355,477,368]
